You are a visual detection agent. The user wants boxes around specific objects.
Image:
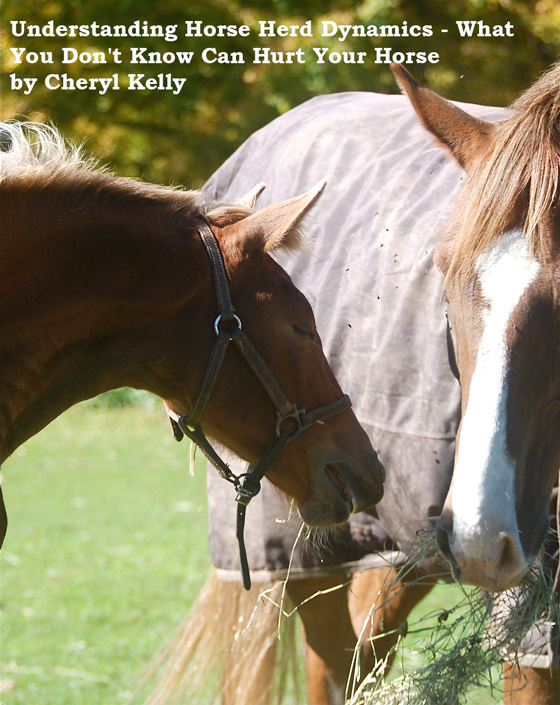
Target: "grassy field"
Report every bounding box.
[0,401,500,704]
[1,401,211,704]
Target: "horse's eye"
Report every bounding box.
[293,325,316,341]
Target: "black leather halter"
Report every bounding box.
[167,219,352,589]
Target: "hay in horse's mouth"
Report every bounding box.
[325,463,356,512]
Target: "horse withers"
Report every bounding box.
[0,122,384,551]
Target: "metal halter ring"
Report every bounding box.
[235,473,262,506]
[214,313,242,336]
[276,404,307,440]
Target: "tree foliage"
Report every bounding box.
[2,0,559,185]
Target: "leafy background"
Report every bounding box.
[2,0,559,186]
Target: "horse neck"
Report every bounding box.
[0,182,208,460]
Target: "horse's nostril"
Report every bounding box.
[482,533,524,580]
[435,515,461,580]
[325,462,354,508]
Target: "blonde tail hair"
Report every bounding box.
[136,570,301,705]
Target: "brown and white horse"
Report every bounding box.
[0,123,384,554]
[306,61,560,704]
[393,61,560,703]
[302,63,560,702]
[395,63,560,595]
[314,62,560,705]
[145,62,560,704]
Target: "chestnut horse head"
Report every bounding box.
[394,63,560,591]
[0,123,384,544]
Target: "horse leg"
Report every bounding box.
[286,568,433,705]
[347,568,434,672]
[503,665,560,704]
[287,575,357,705]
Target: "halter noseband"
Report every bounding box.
[167,219,352,589]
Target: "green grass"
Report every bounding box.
[392,583,501,705]
[1,402,211,704]
[0,402,501,704]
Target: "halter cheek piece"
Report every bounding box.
[167,219,352,590]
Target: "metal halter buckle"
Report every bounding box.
[276,404,306,440]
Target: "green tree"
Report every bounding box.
[1,0,558,186]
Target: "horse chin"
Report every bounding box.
[297,491,351,527]
[440,552,531,592]
[459,563,530,593]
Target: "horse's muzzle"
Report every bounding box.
[298,450,385,527]
[436,512,530,592]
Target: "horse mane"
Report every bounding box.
[0,121,91,180]
[0,121,256,234]
[448,60,560,283]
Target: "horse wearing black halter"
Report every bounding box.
[166,218,352,589]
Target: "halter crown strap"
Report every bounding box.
[168,219,352,590]
[197,219,236,320]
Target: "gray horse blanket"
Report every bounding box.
[202,92,560,668]
[202,91,506,581]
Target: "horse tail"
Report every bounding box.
[138,569,302,705]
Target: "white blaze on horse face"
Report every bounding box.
[451,229,540,575]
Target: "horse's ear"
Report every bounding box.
[391,63,495,171]
[235,182,266,209]
[237,180,326,253]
